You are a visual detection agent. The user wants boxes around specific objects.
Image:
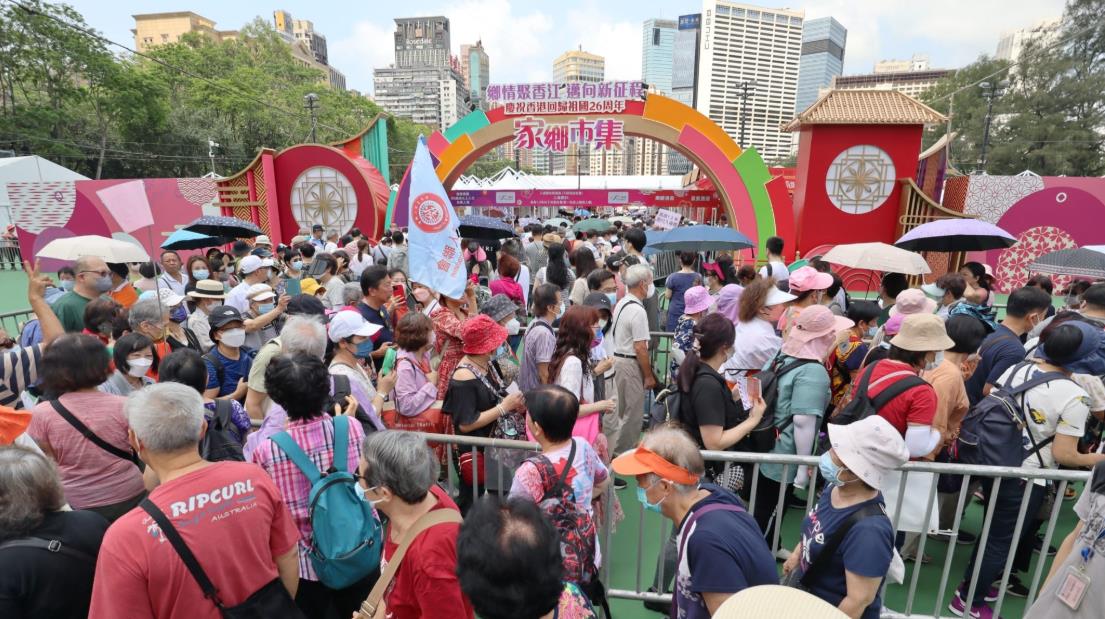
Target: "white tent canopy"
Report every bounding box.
[0,156,88,228]
[454,166,687,190]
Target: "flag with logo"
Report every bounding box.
[407,136,466,299]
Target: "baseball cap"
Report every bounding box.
[826,415,909,490]
[312,224,324,232]
[921,282,945,299]
[327,310,382,342]
[208,305,244,330]
[238,255,273,275]
[583,291,612,314]
[247,284,276,302]
[611,446,700,485]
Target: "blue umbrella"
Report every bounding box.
[647,225,754,252]
[642,229,669,257]
[183,215,263,238]
[161,229,228,250]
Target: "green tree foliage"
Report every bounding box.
[0,2,430,180]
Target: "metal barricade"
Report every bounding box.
[0,309,34,337]
[0,238,21,270]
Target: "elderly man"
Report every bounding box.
[613,426,777,618]
[88,383,300,618]
[53,255,112,332]
[158,250,189,297]
[607,263,659,463]
[226,255,273,313]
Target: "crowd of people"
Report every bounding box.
[1,217,1104,619]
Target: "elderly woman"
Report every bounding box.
[82,297,122,345]
[127,297,176,375]
[99,332,156,396]
[782,416,909,619]
[357,431,472,618]
[250,353,369,618]
[0,445,110,618]
[27,334,146,521]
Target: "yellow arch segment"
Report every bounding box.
[436,134,475,183]
[642,95,742,162]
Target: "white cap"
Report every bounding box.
[327,310,382,343]
[255,235,272,247]
[247,283,276,302]
[238,255,273,274]
[764,286,798,307]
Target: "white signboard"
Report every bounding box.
[654,208,682,231]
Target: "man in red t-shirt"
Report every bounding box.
[359,431,473,619]
[89,384,300,619]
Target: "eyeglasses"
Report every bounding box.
[80,270,110,277]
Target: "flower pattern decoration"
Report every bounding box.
[824,145,897,215]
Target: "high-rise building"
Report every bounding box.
[697,1,805,160]
[460,41,490,110]
[795,17,846,113]
[374,16,469,130]
[996,19,1061,63]
[273,11,345,90]
[672,14,701,109]
[553,48,605,83]
[132,12,237,53]
[874,53,930,74]
[831,69,952,99]
[642,19,677,94]
[394,16,451,69]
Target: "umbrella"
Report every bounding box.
[183,215,262,238]
[545,217,571,229]
[161,229,228,250]
[607,215,634,225]
[642,229,669,257]
[895,219,1016,252]
[458,214,515,240]
[37,235,150,263]
[647,225,754,252]
[787,259,809,272]
[573,218,613,234]
[518,217,541,227]
[1028,248,1105,279]
[822,242,931,275]
[576,208,592,217]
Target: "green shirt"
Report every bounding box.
[52,291,94,333]
[761,354,830,484]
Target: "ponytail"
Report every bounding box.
[676,313,735,393]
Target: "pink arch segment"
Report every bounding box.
[677,125,760,248]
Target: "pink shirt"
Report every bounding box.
[394,349,439,417]
[488,277,525,308]
[28,392,145,509]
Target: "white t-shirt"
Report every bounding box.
[556,355,594,403]
[995,363,1090,480]
[611,296,649,355]
[721,318,782,409]
[759,261,789,283]
[225,281,252,313]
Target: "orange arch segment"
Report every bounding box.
[643,96,742,162]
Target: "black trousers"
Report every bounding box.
[294,571,376,619]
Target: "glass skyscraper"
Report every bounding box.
[795,17,847,113]
[642,18,676,94]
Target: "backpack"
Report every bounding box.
[527,440,598,585]
[742,356,818,453]
[199,400,245,462]
[652,364,729,429]
[831,362,928,426]
[270,415,383,589]
[203,347,257,397]
[328,374,379,437]
[957,361,1069,468]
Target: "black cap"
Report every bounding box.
[312,224,324,231]
[286,294,326,317]
[583,291,613,314]
[208,305,244,330]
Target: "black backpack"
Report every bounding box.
[199,400,245,462]
[650,365,728,429]
[957,361,1069,468]
[328,374,379,437]
[831,361,929,426]
[742,356,818,453]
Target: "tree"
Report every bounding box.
[921,57,1011,172]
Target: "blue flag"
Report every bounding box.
[407,137,466,299]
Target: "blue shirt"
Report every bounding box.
[798,490,894,619]
[674,484,778,619]
[204,347,254,397]
[664,271,702,331]
[357,301,392,369]
[965,324,1026,405]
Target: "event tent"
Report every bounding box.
[0,156,88,228]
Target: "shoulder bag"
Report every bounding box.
[49,399,143,471]
[782,502,886,590]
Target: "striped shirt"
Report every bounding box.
[249,414,364,580]
[1,344,42,408]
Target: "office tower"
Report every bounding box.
[795,17,846,113]
[642,19,677,94]
[460,40,490,110]
[374,16,469,130]
[393,16,451,68]
[553,48,605,83]
[672,13,701,109]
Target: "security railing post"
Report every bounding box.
[965,477,1003,613]
[905,471,940,615]
[992,479,1038,619]
[1027,479,1067,605]
[771,464,790,554]
[933,473,972,617]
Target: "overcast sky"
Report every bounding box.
[61,0,1066,93]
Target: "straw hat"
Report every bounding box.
[713,585,848,619]
[187,279,226,300]
[889,314,954,352]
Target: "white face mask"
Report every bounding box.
[598,318,609,330]
[647,283,656,298]
[505,318,521,335]
[220,328,246,348]
[126,357,153,378]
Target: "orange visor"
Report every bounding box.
[611,446,700,486]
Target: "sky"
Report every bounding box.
[60,0,1068,94]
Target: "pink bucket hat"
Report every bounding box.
[683,285,713,316]
[714,284,744,323]
[890,288,937,317]
[788,266,834,292]
[884,313,906,336]
[781,305,853,360]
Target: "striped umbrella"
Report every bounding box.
[1028,247,1105,279]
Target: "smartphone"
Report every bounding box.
[284,278,301,297]
[747,377,762,402]
[392,283,406,299]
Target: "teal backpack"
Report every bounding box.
[271,415,382,588]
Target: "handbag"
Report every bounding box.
[140,498,306,618]
[356,509,464,619]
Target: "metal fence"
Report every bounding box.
[0,309,34,337]
[0,238,21,270]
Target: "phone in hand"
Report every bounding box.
[392,283,406,299]
[747,377,762,402]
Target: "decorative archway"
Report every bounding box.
[393,94,793,256]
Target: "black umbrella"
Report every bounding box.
[1028,247,1105,279]
[183,215,263,239]
[458,214,515,240]
[161,229,229,250]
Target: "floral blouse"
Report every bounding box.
[555,582,597,618]
[669,314,696,382]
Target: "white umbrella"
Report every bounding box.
[822,242,930,275]
[36,235,150,263]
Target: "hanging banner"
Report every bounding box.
[486,80,644,116]
[449,189,721,210]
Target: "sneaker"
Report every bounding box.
[642,587,671,614]
[949,589,1002,619]
[958,530,979,545]
[901,551,933,564]
[613,478,628,490]
[1033,535,1057,556]
[1005,575,1029,598]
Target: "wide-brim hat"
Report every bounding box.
[921,283,945,299]
[683,285,713,315]
[789,266,834,292]
[827,416,909,490]
[890,288,938,317]
[787,305,853,343]
[713,585,849,619]
[889,314,954,352]
[764,287,797,307]
[187,279,226,299]
[542,233,563,246]
[300,278,326,296]
[480,294,519,323]
[460,314,508,355]
[139,287,185,307]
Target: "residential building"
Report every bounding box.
[795,17,846,113]
[626,137,670,175]
[132,12,237,53]
[642,19,677,94]
[272,10,345,91]
[589,148,626,176]
[553,48,605,83]
[874,53,930,73]
[460,40,490,109]
[394,16,451,69]
[996,18,1061,63]
[831,68,952,100]
[697,1,805,160]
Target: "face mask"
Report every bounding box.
[598,318,609,331]
[126,357,153,378]
[292,260,304,271]
[59,280,75,292]
[866,325,878,338]
[257,303,276,314]
[354,339,375,359]
[494,343,510,359]
[354,482,385,506]
[228,265,236,274]
[636,481,666,513]
[556,304,565,319]
[594,324,603,339]
[505,318,521,335]
[192,269,209,281]
[819,452,849,487]
[647,283,656,298]
[94,275,113,293]
[170,305,188,323]
[605,292,617,306]
[219,328,246,348]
